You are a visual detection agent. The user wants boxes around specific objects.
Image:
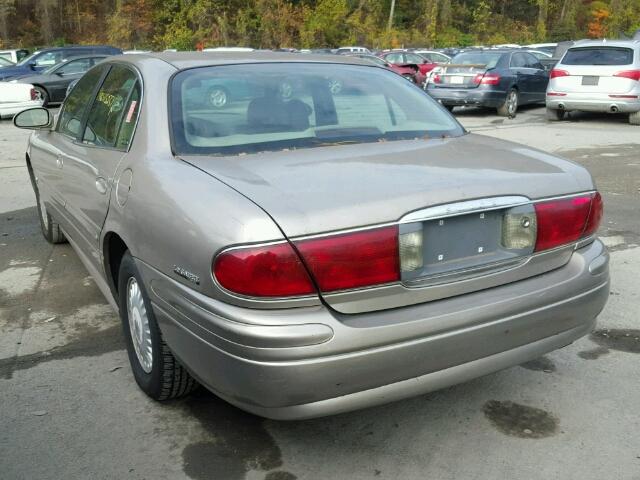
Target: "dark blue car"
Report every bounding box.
[0,45,121,81]
[426,50,549,117]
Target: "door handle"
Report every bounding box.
[56,154,63,169]
[95,177,108,195]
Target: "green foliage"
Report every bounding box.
[0,0,639,50]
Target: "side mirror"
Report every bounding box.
[28,62,37,70]
[14,107,53,130]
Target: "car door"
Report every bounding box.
[47,58,93,102]
[510,52,534,102]
[522,52,549,103]
[60,64,141,268]
[29,64,109,233]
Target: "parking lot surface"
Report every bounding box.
[1,106,639,480]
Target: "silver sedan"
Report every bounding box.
[14,52,609,419]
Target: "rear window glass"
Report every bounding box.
[170,63,463,156]
[562,47,634,65]
[450,52,503,69]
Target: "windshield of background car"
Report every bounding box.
[451,52,503,68]
[170,63,463,155]
[562,47,634,65]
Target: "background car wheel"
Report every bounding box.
[402,74,416,83]
[497,88,518,117]
[546,107,565,121]
[118,252,198,401]
[444,105,454,112]
[629,111,640,125]
[30,169,66,244]
[33,86,49,107]
[207,86,230,108]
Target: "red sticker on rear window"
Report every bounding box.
[125,100,138,123]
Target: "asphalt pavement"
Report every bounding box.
[1,106,639,480]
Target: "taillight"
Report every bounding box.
[30,88,38,101]
[583,192,603,237]
[213,242,316,297]
[473,73,500,85]
[613,70,640,81]
[534,193,602,252]
[295,226,399,292]
[550,69,570,79]
[433,74,441,84]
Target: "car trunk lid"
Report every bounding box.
[432,64,488,88]
[183,134,595,313]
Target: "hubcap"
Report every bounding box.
[507,91,517,115]
[127,277,153,373]
[39,195,48,227]
[209,89,227,108]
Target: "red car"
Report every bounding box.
[378,51,442,84]
[346,54,425,84]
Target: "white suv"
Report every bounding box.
[546,40,640,125]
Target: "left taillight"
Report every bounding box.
[30,88,38,101]
[534,192,603,252]
[213,242,316,297]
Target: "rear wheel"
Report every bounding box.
[443,105,454,112]
[546,107,565,121]
[629,111,640,125]
[118,252,198,401]
[497,88,518,117]
[29,168,66,244]
[33,86,49,107]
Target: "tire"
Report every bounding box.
[33,85,49,107]
[546,107,565,121]
[118,251,198,401]
[630,111,640,125]
[444,105,454,112]
[207,86,230,108]
[497,88,518,117]
[29,167,66,244]
[402,74,417,83]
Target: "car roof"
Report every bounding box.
[113,51,372,70]
[569,39,640,49]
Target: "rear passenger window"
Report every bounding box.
[563,47,634,66]
[58,64,107,138]
[83,66,139,149]
[510,53,527,68]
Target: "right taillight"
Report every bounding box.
[613,70,640,81]
[550,69,570,79]
[30,88,38,101]
[534,192,602,252]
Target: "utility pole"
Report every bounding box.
[387,0,396,30]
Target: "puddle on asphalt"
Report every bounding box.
[519,355,556,372]
[578,346,610,360]
[589,329,640,354]
[0,323,123,379]
[482,400,558,439]
[179,390,296,480]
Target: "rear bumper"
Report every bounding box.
[426,87,506,107]
[141,239,609,419]
[546,91,640,113]
[0,100,43,118]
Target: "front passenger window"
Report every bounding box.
[83,66,139,148]
[58,65,107,138]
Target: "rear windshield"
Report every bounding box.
[450,52,503,68]
[170,63,463,156]
[562,47,634,65]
